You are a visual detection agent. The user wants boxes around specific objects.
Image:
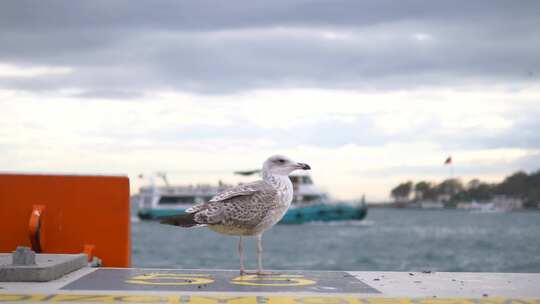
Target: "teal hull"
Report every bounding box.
[138,203,367,224]
[279,203,367,224]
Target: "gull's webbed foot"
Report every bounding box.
[255,270,281,276]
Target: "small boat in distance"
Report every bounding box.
[135,172,368,224]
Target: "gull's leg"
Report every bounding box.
[256,234,263,274]
[240,234,279,276]
[255,234,279,275]
[238,236,245,275]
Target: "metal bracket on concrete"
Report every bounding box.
[0,247,87,282]
[11,247,36,266]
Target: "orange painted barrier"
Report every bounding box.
[0,173,130,267]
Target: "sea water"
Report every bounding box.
[132,208,540,272]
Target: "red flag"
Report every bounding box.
[444,156,452,165]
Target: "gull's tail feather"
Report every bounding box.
[159,213,199,227]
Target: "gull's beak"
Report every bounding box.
[296,162,311,170]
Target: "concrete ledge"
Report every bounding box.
[0,253,87,282]
[1,268,540,302]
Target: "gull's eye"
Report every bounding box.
[275,158,286,164]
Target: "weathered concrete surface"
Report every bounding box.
[351,271,540,298]
[0,253,87,282]
[0,268,539,303]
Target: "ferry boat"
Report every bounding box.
[136,172,368,224]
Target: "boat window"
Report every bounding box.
[158,196,196,204]
[303,176,313,184]
[303,195,320,202]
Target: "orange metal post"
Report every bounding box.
[0,174,131,267]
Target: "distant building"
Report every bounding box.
[420,201,444,209]
[491,195,523,210]
[393,195,411,208]
[456,202,472,209]
[436,194,451,203]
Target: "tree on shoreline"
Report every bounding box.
[414,181,434,200]
[391,181,413,202]
[390,169,540,208]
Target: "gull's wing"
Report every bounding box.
[185,181,268,213]
[183,180,279,227]
[196,185,279,226]
[209,181,267,203]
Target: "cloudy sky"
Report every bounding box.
[1,1,539,200]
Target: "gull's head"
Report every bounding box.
[262,155,311,176]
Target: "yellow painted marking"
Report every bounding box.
[361,299,416,304]
[1,294,539,304]
[415,299,477,304]
[230,274,317,287]
[125,273,214,286]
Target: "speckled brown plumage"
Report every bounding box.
[160,155,311,275]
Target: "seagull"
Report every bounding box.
[160,155,311,275]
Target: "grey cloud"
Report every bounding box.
[516,152,540,170]
[78,112,384,150]
[426,107,540,151]
[74,89,144,99]
[357,152,540,179]
[357,164,510,179]
[78,106,540,152]
[1,1,538,32]
[0,1,539,95]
